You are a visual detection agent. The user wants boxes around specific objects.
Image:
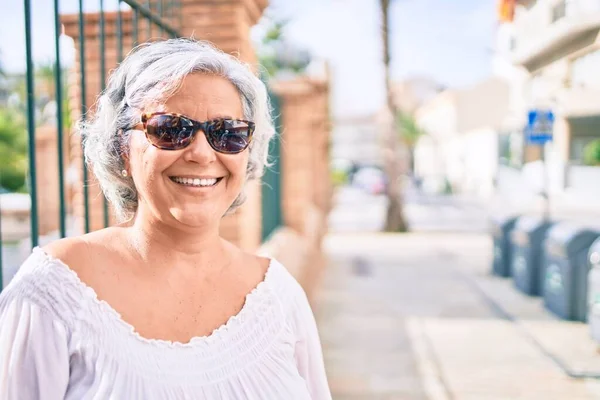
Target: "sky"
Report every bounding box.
[0,0,498,118]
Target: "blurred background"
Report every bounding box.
[3,0,600,398]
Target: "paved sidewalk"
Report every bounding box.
[315,232,600,400]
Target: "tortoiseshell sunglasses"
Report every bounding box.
[140,112,255,154]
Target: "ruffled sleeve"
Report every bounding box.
[0,250,73,399]
[0,296,70,399]
[289,283,332,400]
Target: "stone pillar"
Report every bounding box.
[271,79,316,235]
[269,76,332,298]
[272,77,332,234]
[179,0,268,66]
[35,125,60,236]
[311,80,332,214]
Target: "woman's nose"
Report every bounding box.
[181,129,217,164]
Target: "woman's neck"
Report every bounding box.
[124,207,231,271]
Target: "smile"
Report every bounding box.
[170,176,223,187]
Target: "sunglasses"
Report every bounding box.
[139,112,255,154]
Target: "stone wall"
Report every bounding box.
[260,76,332,303]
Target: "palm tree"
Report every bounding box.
[380,0,408,232]
[396,111,426,173]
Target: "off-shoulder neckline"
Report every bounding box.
[31,246,280,349]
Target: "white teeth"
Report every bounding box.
[172,177,218,187]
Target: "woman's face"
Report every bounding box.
[127,73,248,228]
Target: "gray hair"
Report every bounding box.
[81,38,275,222]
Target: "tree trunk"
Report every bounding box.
[380,0,408,232]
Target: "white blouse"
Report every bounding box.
[0,248,331,399]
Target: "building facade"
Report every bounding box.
[414,78,510,197]
[493,0,600,215]
[500,0,600,165]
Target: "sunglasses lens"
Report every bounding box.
[207,120,254,154]
[146,114,194,150]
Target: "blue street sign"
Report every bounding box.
[525,109,554,145]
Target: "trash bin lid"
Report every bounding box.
[490,214,518,236]
[514,215,549,234]
[546,222,600,258]
[491,214,519,226]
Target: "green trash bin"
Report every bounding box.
[588,239,600,341]
[511,216,555,296]
[490,214,519,277]
[543,223,600,321]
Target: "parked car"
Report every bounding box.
[352,167,386,195]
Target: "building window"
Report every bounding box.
[509,36,517,51]
[570,48,600,89]
[570,137,597,163]
[552,0,575,22]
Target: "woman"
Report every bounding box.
[0,38,331,399]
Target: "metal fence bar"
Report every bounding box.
[24,0,39,248]
[178,0,183,33]
[79,0,91,234]
[145,0,152,38]
[117,1,123,61]
[167,0,173,30]
[261,90,283,241]
[157,0,164,37]
[54,0,67,238]
[123,0,179,37]
[99,0,110,228]
[133,8,139,46]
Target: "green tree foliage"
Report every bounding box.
[257,18,311,79]
[0,109,28,192]
[396,111,425,148]
[396,111,426,173]
[0,57,73,193]
[583,139,600,166]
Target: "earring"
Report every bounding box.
[121,169,128,177]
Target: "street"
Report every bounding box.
[328,184,490,234]
[318,187,600,399]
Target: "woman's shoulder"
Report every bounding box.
[0,239,91,327]
[41,235,89,269]
[42,228,123,277]
[259,255,308,308]
[0,229,122,324]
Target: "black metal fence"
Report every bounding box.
[0,0,182,289]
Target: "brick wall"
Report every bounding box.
[35,125,60,236]
[271,77,332,233]
[180,0,268,66]
[263,76,332,301]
